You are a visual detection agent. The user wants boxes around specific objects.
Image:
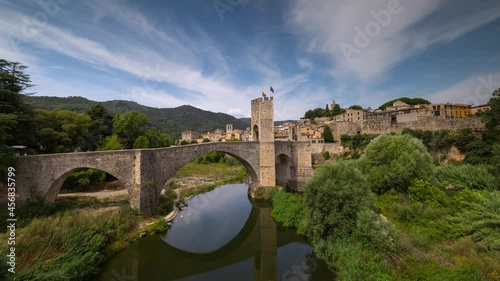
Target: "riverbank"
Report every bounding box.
[0,161,247,281]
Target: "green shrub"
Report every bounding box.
[195,151,225,164]
[322,151,330,160]
[268,190,306,234]
[357,134,434,194]
[355,209,399,253]
[152,196,174,216]
[435,164,496,190]
[313,237,391,281]
[450,190,500,250]
[62,168,106,191]
[408,179,448,206]
[303,161,374,240]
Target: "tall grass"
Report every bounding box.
[434,164,496,190]
[0,207,138,281]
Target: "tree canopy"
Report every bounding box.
[378,97,430,110]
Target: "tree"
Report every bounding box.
[98,134,124,151]
[482,88,499,144]
[332,104,344,115]
[86,104,113,150]
[0,59,35,147]
[113,110,150,148]
[34,109,91,152]
[322,126,334,143]
[303,161,375,240]
[144,128,170,148]
[133,136,150,149]
[349,105,363,110]
[357,133,434,194]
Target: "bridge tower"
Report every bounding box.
[251,96,276,188]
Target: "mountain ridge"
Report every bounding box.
[24,96,249,139]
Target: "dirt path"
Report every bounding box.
[58,189,128,199]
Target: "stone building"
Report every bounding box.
[471,104,491,115]
[334,109,364,124]
[181,131,201,142]
[428,103,471,119]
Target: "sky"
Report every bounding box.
[1,0,500,120]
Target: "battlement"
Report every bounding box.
[251,96,274,104]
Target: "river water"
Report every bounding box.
[92,183,334,281]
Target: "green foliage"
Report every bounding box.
[0,208,137,281]
[98,134,124,151]
[34,109,92,153]
[133,135,150,149]
[358,134,434,194]
[434,164,496,190]
[0,145,14,182]
[482,88,500,144]
[267,190,306,234]
[322,126,334,143]
[0,59,35,147]
[151,196,174,216]
[304,104,346,119]
[341,133,374,151]
[355,209,399,253]
[24,96,249,140]
[85,104,113,150]
[304,161,374,240]
[322,151,330,160]
[349,105,363,110]
[378,97,430,110]
[113,110,150,148]
[313,237,391,281]
[62,169,106,192]
[450,190,500,250]
[195,151,225,164]
[144,128,170,148]
[408,179,447,206]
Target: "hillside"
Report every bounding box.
[24,96,249,139]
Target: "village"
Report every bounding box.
[181,99,491,157]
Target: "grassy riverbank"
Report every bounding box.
[0,159,246,281]
[0,195,172,281]
[265,134,499,281]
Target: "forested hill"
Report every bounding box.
[24,96,249,139]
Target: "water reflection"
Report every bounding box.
[92,184,334,281]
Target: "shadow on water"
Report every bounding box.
[92,184,334,281]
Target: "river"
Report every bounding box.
[92,183,334,280]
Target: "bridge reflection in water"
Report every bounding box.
[92,184,333,281]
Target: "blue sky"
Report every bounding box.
[1,0,500,120]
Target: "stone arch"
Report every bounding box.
[253,124,259,141]
[275,154,293,188]
[155,144,261,201]
[45,166,133,204]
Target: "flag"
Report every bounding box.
[270,86,274,93]
[262,91,266,97]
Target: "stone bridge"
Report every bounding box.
[15,141,313,213]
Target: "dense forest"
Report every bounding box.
[25,96,248,140]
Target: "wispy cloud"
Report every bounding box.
[288,0,500,84]
[425,72,500,105]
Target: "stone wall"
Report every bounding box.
[362,116,484,135]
